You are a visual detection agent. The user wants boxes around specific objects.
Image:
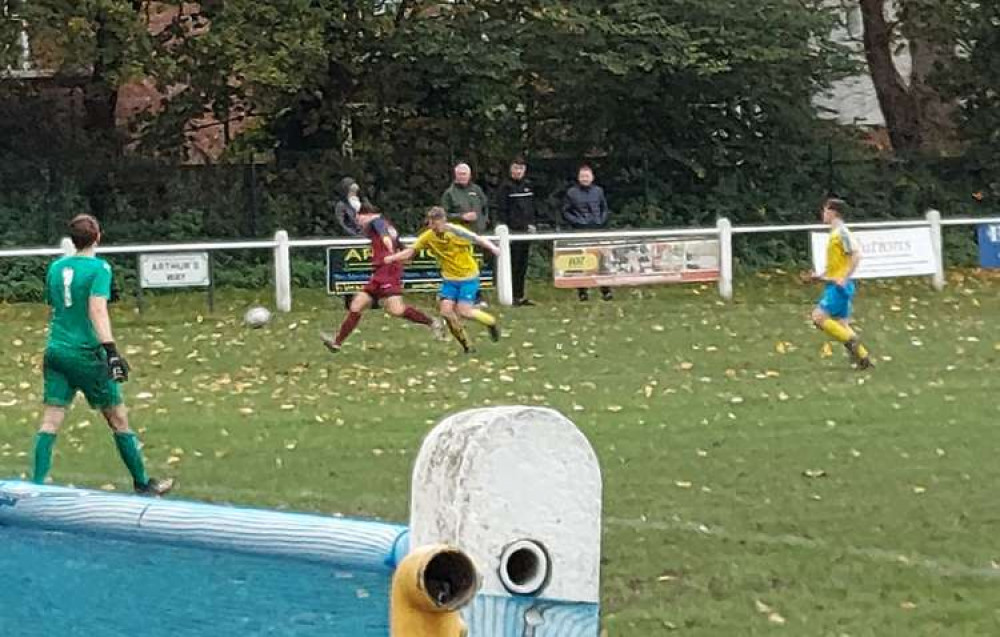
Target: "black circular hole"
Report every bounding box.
[505,547,540,586]
[424,550,476,608]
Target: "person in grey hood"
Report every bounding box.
[562,165,613,301]
[334,177,368,237]
[333,176,371,308]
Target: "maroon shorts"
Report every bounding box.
[362,265,404,299]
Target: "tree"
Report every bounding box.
[20,0,157,144]
[858,0,960,155]
[134,0,327,161]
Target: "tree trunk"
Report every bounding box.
[901,2,958,151]
[858,0,923,153]
[82,7,123,147]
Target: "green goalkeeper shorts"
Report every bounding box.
[43,347,123,410]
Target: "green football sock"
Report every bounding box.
[33,432,57,485]
[114,432,149,487]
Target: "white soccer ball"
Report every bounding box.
[243,306,272,328]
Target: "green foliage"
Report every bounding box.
[21,0,154,82]
[0,0,994,301]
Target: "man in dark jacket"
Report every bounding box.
[441,163,489,233]
[334,177,367,237]
[496,157,539,306]
[333,176,371,309]
[562,165,612,301]
[442,162,490,306]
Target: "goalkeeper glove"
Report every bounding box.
[102,342,130,383]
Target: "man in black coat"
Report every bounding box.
[333,176,374,309]
[333,176,367,237]
[496,157,539,306]
[562,165,613,301]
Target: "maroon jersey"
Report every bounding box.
[362,216,404,299]
[365,217,402,267]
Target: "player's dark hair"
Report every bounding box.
[824,198,848,218]
[69,214,101,250]
[511,156,526,166]
[578,164,594,174]
[426,206,447,223]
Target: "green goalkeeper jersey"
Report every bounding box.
[45,255,113,351]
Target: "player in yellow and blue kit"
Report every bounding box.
[811,198,873,370]
[32,214,174,495]
[385,207,501,353]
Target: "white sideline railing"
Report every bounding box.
[1,211,997,311]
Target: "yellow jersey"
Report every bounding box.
[825,223,857,280]
[412,224,480,280]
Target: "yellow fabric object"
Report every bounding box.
[469,309,496,327]
[825,223,855,280]
[820,318,854,344]
[412,224,480,280]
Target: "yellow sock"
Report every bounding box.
[469,309,496,327]
[855,343,869,359]
[445,317,471,350]
[819,318,854,344]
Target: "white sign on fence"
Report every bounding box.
[810,227,936,279]
[139,252,211,288]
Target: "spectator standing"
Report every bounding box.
[496,157,539,306]
[334,176,368,237]
[333,176,372,309]
[441,163,489,232]
[562,165,613,301]
[442,162,490,306]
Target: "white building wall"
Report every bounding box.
[814,0,912,127]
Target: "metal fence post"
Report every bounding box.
[274,230,292,312]
[717,217,733,300]
[926,209,945,291]
[495,224,514,307]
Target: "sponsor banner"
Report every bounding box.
[327,246,494,295]
[139,252,211,288]
[810,227,936,278]
[552,237,720,289]
[977,224,1000,269]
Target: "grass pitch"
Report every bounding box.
[1,273,999,635]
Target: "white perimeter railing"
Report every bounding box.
[1,210,998,312]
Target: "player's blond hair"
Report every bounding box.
[426,207,447,223]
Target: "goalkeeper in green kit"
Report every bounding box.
[32,214,173,496]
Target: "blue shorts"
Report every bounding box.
[817,281,856,319]
[439,278,480,304]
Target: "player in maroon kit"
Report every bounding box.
[321,204,445,352]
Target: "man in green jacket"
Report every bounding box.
[441,163,489,233]
[441,162,491,305]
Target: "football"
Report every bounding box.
[243,306,272,328]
